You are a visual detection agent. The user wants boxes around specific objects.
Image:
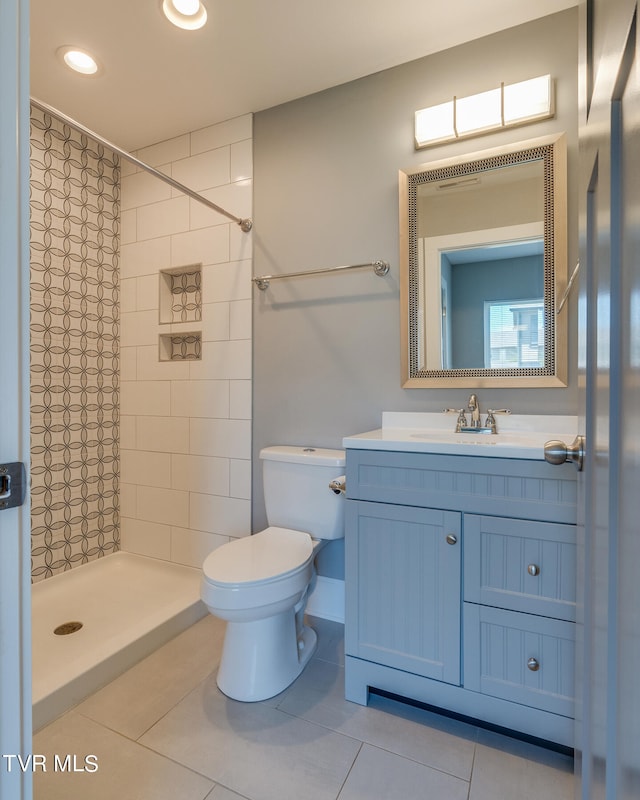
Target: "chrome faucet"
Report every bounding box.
[444,396,511,434]
[467,394,481,428]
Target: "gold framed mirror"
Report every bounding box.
[400,133,567,388]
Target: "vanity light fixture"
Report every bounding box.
[58,47,99,75]
[435,176,481,191]
[415,75,553,149]
[162,0,208,30]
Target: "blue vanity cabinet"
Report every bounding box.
[344,447,577,747]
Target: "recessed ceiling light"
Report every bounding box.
[58,47,99,75]
[162,0,207,30]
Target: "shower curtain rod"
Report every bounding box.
[30,97,253,233]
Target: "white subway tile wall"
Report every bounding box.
[120,116,253,568]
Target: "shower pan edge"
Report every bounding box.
[31,551,207,731]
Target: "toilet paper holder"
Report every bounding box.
[329,476,346,495]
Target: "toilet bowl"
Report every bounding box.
[202,527,321,701]
[200,445,345,702]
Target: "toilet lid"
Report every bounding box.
[202,527,314,585]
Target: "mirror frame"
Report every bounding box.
[399,132,568,388]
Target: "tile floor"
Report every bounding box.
[33,615,575,800]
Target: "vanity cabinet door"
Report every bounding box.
[345,500,461,685]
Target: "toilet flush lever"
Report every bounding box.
[329,477,346,495]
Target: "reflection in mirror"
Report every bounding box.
[436,237,544,370]
[400,133,567,388]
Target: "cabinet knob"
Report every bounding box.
[527,564,540,576]
[527,657,540,672]
[445,534,457,545]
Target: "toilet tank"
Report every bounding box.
[260,446,346,540]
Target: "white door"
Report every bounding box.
[576,2,640,798]
[0,0,32,798]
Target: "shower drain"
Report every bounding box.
[53,621,83,636]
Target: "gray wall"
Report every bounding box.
[253,9,579,578]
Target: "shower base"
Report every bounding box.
[32,551,207,731]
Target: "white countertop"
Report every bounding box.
[343,412,579,460]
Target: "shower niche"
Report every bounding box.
[158,263,203,361]
[158,332,202,362]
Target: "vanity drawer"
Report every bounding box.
[464,515,576,621]
[463,604,575,718]
[346,450,577,524]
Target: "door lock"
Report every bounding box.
[0,462,26,510]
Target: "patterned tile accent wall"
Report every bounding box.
[29,105,120,583]
[169,270,202,323]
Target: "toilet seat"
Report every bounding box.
[202,527,314,588]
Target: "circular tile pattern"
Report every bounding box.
[30,106,120,582]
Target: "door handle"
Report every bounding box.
[543,436,585,471]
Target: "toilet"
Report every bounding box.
[201,445,345,702]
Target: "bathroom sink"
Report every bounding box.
[343,412,579,460]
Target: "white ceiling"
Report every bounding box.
[30,0,577,152]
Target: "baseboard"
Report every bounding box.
[306,576,344,623]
